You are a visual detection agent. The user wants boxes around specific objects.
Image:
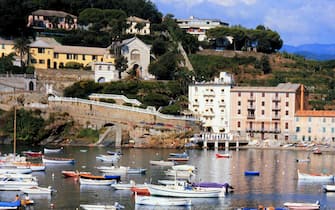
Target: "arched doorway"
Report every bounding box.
[28,81,34,91]
[97,77,106,83]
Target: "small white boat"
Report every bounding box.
[110,181,146,190]
[79,174,118,186]
[323,184,335,192]
[0,167,32,174]
[42,156,75,164]
[20,186,54,195]
[147,184,224,198]
[297,170,334,181]
[172,165,195,171]
[283,201,320,209]
[96,155,120,162]
[135,194,191,206]
[0,175,38,190]
[97,166,128,174]
[80,202,124,210]
[165,169,195,178]
[149,160,175,166]
[44,147,63,153]
[127,168,147,174]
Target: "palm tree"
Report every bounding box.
[13,38,30,68]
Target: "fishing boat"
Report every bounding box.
[20,186,54,195]
[149,160,175,166]
[147,184,225,198]
[135,193,192,206]
[79,174,118,186]
[192,182,234,192]
[172,164,195,171]
[0,200,21,209]
[96,155,120,162]
[21,151,43,158]
[165,169,195,178]
[283,201,320,209]
[80,202,124,210]
[0,175,38,190]
[244,171,260,176]
[42,156,75,164]
[130,186,150,196]
[127,168,147,174]
[297,170,334,181]
[322,184,335,192]
[97,166,128,174]
[215,153,231,158]
[61,170,91,178]
[44,146,63,153]
[313,148,322,155]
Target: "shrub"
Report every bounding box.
[65,62,83,69]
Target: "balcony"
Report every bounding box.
[272,97,281,102]
[203,91,215,97]
[248,97,255,102]
[247,105,255,110]
[272,115,280,120]
[219,103,226,107]
[247,115,255,119]
[272,106,281,111]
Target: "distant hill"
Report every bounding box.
[281,44,335,61]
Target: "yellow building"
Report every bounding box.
[0,38,15,57]
[29,37,115,69]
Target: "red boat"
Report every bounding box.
[22,151,43,158]
[131,186,150,196]
[216,153,231,158]
[62,170,91,178]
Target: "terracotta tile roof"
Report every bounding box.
[32,9,77,19]
[296,110,335,117]
[54,45,107,55]
[127,16,149,23]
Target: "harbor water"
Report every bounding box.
[0,145,335,209]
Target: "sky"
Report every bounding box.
[151,0,335,46]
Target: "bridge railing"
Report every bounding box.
[89,93,142,106]
[48,96,199,121]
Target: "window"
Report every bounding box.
[308,117,312,122]
[221,99,224,103]
[1,44,4,49]
[38,48,45,53]
[285,123,288,129]
[66,54,72,59]
[286,102,289,107]
[53,53,59,59]
[238,101,241,106]
[296,127,300,132]
[285,135,289,141]
[285,111,289,116]
[323,127,326,133]
[194,109,197,112]
[332,128,335,133]
[221,89,225,93]
[286,93,289,97]
[39,59,45,64]
[308,127,311,133]
[250,92,253,97]
[237,121,241,128]
[262,92,265,97]
[194,99,198,103]
[237,109,241,115]
[261,110,265,115]
[30,59,37,64]
[332,118,335,123]
[323,118,326,123]
[92,55,97,60]
[275,93,278,97]
[238,92,241,97]
[73,54,78,60]
[82,55,86,60]
[262,101,265,106]
[296,117,299,122]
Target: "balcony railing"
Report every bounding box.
[272,97,281,102]
[247,115,255,119]
[272,115,280,120]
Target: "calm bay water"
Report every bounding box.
[0,145,335,210]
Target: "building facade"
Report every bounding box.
[27,9,77,30]
[93,62,118,83]
[188,72,234,133]
[295,110,335,143]
[0,38,14,57]
[177,16,229,41]
[230,83,305,142]
[29,37,114,70]
[126,16,150,35]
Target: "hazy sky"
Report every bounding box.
[152,0,335,46]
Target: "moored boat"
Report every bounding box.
[322,184,335,192]
[147,184,224,198]
[149,160,175,166]
[80,202,124,210]
[167,157,189,161]
[244,171,260,176]
[44,146,63,153]
[297,170,334,181]
[42,156,75,164]
[79,174,118,186]
[96,155,120,162]
[131,186,150,196]
[22,151,43,158]
[0,175,38,190]
[215,153,231,158]
[62,170,91,178]
[127,168,147,174]
[283,201,320,209]
[20,186,54,195]
[172,164,195,171]
[0,200,21,209]
[135,194,192,206]
[164,169,195,178]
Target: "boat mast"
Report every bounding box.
[13,87,16,155]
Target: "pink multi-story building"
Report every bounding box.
[27,10,77,30]
[230,83,306,142]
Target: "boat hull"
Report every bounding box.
[147,184,224,198]
[135,194,191,206]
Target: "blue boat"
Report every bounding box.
[244,171,260,176]
[169,152,188,158]
[0,199,21,208]
[104,175,121,181]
